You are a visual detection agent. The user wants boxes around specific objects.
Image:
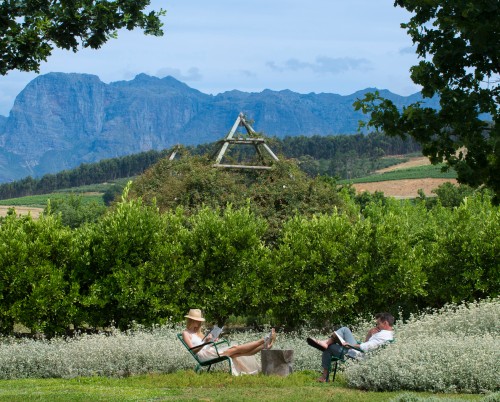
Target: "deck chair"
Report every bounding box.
[326,339,395,382]
[325,344,362,382]
[177,333,233,374]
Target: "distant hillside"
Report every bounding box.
[0,133,421,201]
[0,72,439,182]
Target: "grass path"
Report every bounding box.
[0,372,484,402]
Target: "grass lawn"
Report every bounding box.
[0,372,483,402]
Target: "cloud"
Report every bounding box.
[399,46,416,55]
[266,56,372,74]
[156,67,203,81]
[240,70,257,78]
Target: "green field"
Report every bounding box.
[52,178,132,194]
[0,193,105,208]
[0,372,485,402]
[0,179,132,207]
[339,164,457,184]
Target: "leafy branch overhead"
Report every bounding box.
[354,0,499,201]
[0,0,165,75]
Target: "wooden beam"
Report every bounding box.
[214,142,230,164]
[240,118,257,136]
[223,138,266,145]
[213,164,273,170]
[226,115,242,140]
[262,143,280,161]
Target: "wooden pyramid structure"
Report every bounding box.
[213,113,279,170]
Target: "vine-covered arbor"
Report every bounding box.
[212,113,279,170]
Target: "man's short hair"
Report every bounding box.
[375,312,394,326]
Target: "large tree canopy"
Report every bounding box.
[0,0,164,75]
[354,0,499,201]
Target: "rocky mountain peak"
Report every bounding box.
[0,73,437,182]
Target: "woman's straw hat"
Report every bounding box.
[184,309,205,322]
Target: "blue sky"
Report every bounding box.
[0,0,421,116]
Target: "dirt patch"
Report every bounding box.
[352,178,457,199]
[0,206,44,219]
[376,156,431,173]
[353,156,456,198]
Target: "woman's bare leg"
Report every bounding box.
[229,343,265,358]
[221,329,276,358]
[221,340,265,358]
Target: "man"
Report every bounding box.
[307,312,394,382]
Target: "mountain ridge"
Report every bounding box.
[0,72,438,182]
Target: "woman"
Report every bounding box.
[182,309,276,375]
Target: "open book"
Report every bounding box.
[203,325,224,341]
[331,331,363,353]
[331,331,345,345]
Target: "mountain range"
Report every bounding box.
[0,72,438,183]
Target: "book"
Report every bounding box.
[331,331,363,352]
[330,331,346,345]
[203,325,223,341]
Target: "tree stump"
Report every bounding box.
[261,349,294,376]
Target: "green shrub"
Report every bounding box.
[359,198,430,314]
[0,213,76,335]
[45,194,106,228]
[425,195,500,306]
[269,210,371,328]
[69,183,188,329]
[181,204,269,325]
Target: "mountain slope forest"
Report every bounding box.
[0,132,421,200]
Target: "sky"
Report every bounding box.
[0,0,421,116]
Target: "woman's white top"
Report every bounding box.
[186,331,208,350]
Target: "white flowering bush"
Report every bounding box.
[0,325,320,379]
[389,392,500,402]
[0,325,193,379]
[344,298,500,393]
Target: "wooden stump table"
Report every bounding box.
[261,349,294,376]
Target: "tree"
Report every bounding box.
[70,184,187,330]
[44,194,107,228]
[354,0,499,201]
[0,1,164,75]
[182,205,269,326]
[131,155,349,244]
[0,212,77,336]
[269,211,371,329]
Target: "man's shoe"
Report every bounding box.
[306,337,326,352]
